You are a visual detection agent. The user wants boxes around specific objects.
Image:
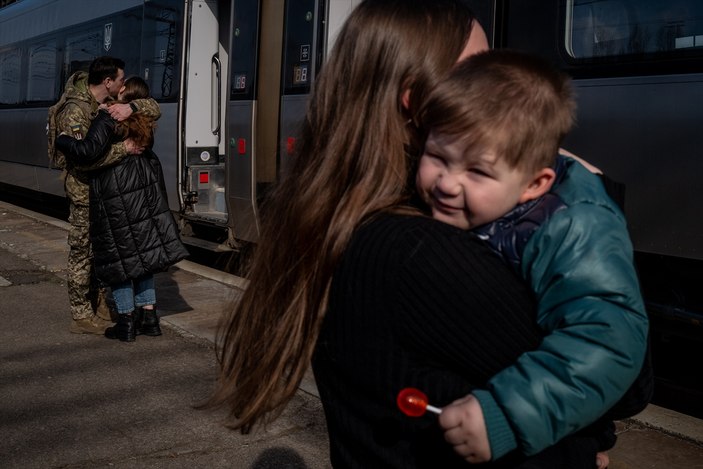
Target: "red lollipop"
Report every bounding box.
[397,387,442,417]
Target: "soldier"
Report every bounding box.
[52,56,161,334]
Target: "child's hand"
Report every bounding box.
[438,394,491,463]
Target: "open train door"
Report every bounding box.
[179,0,229,245]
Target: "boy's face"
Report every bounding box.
[417,131,535,230]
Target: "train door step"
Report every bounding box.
[180,235,234,252]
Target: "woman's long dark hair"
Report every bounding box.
[204,0,475,432]
[113,76,155,148]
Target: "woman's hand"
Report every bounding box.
[558,147,602,174]
[124,138,144,155]
[438,394,492,463]
[596,451,610,469]
[108,103,134,122]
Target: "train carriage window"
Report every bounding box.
[142,0,183,101]
[28,41,57,102]
[567,0,703,58]
[0,48,21,105]
[65,29,103,77]
[229,0,259,101]
[282,0,317,95]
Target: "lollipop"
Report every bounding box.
[397,387,442,417]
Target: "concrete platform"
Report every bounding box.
[1,200,702,468]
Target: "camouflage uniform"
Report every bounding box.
[55,71,161,321]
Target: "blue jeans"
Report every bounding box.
[111,274,156,314]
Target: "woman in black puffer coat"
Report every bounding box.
[56,77,188,342]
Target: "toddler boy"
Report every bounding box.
[416,49,651,463]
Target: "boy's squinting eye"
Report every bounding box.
[469,167,489,177]
[423,152,446,165]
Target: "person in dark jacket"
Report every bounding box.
[56,77,188,343]
[415,49,650,464]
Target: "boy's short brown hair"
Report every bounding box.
[419,49,576,173]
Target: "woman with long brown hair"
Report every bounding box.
[208,0,478,431]
[204,1,641,467]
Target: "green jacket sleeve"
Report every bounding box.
[131,97,161,120]
[56,101,92,142]
[478,163,648,458]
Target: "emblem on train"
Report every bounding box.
[104,23,112,51]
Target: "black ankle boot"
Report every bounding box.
[134,307,145,335]
[105,313,136,342]
[138,308,162,337]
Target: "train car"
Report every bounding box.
[1,0,702,415]
[0,0,360,249]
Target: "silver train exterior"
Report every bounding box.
[1,0,702,319]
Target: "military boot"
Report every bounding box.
[70,316,109,335]
[104,313,136,342]
[138,308,162,337]
[95,289,116,322]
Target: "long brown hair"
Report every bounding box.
[111,76,155,148]
[205,0,475,431]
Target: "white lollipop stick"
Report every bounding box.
[425,404,442,415]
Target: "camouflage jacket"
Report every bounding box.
[56,71,161,207]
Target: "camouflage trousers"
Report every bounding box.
[67,202,109,320]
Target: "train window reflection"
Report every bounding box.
[567,0,703,58]
[0,48,21,105]
[143,1,182,100]
[28,41,57,102]
[65,30,102,76]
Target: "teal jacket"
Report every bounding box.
[473,157,649,458]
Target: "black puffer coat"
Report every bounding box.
[57,112,188,285]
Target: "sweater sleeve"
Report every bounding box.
[479,187,649,457]
[56,111,116,166]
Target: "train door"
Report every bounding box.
[225,0,260,243]
[180,0,228,233]
[278,0,325,180]
[225,0,346,243]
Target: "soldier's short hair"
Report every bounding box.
[88,56,126,86]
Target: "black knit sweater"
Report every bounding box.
[312,213,603,468]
